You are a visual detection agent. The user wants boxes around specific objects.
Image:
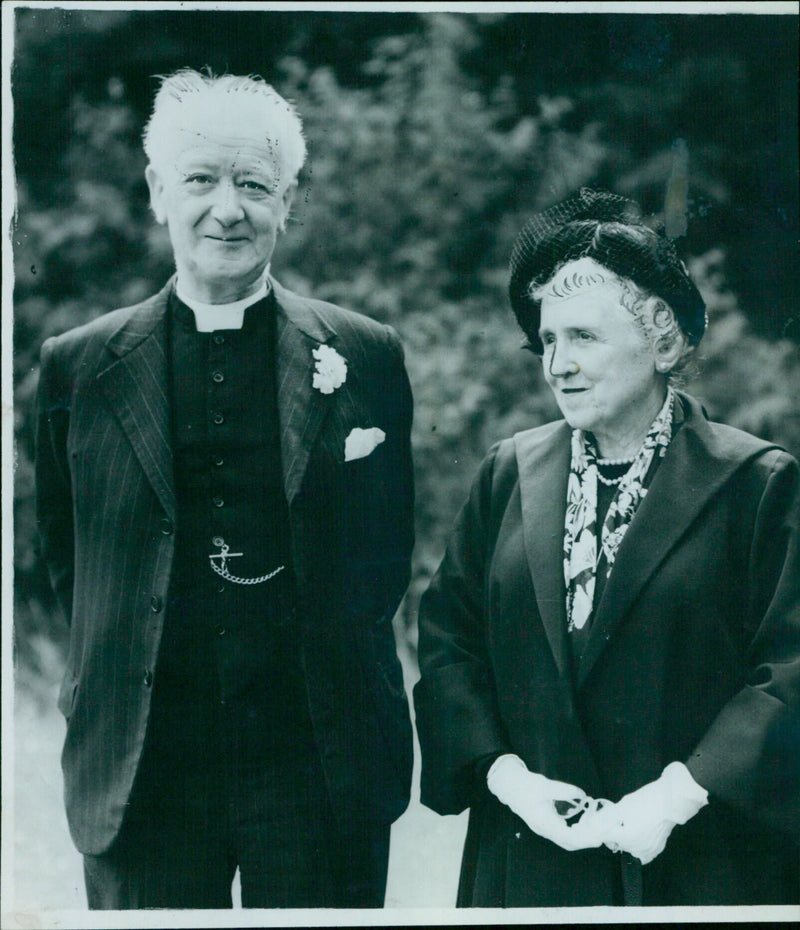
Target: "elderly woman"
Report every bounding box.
[413,189,800,907]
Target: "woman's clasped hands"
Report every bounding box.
[487,755,708,863]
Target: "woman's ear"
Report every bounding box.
[654,328,688,374]
[646,298,688,374]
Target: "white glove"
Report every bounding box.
[487,754,606,852]
[595,762,708,865]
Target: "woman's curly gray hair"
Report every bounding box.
[531,261,697,382]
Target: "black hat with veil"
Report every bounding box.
[508,188,707,354]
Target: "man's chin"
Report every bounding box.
[189,262,269,299]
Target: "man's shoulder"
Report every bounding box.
[273,279,397,348]
[307,294,387,332]
[43,285,169,356]
[45,305,136,349]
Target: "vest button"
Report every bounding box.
[150,595,163,613]
[212,455,224,467]
[212,412,224,425]
[215,624,226,637]
[213,333,225,346]
[212,496,224,508]
[212,370,224,383]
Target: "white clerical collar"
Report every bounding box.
[176,276,271,332]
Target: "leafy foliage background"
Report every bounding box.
[11,9,800,678]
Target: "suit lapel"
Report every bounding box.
[576,394,767,689]
[515,421,573,680]
[272,278,338,504]
[96,283,175,520]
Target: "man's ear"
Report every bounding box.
[145,164,168,225]
[278,181,297,233]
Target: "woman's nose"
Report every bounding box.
[547,341,578,377]
[210,180,245,225]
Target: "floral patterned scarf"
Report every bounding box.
[564,387,675,632]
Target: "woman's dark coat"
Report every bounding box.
[414,393,800,907]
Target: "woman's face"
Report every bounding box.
[538,270,665,457]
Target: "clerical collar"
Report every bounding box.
[175,277,272,332]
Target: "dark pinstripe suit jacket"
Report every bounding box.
[35,277,415,855]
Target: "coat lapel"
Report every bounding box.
[576,393,771,689]
[271,278,338,504]
[515,420,573,680]
[96,283,175,519]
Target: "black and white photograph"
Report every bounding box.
[2,1,799,926]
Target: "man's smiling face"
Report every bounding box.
[145,94,296,304]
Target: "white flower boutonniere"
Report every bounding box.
[312,345,347,395]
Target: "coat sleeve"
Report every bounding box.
[413,443,514,815]
[34,336,75,624]
[686,449,800,836]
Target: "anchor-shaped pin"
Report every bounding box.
[208,537,285,585]
[209,538,242,573]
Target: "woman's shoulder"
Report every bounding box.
[676,393,798,510]
[680,392,795,469]
[472,420,570,506]
[482,419,568,471]
[512,417,571,449]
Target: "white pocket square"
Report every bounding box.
[345,427,386,462]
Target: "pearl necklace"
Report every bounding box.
[597,470,625,486]
[596,454,635,487]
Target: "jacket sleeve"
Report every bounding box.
[341,323,414,625]
[686,449,800,836]
[379,325,415,619]
[34,336,75,624]
[413,443,513,815]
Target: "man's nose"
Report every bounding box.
[210,179,245,226]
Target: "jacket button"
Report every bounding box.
[211,370,224,384]
[143,670,153,687]
[212,496,224,508]
[159,518,173,535]
[150,595,163,613]
[212,412,224,425]
[215,624,226,637]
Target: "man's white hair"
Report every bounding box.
[142,68,307,184]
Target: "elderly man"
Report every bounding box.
[35,69,414,909]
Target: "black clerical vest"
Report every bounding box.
[149,290,314,768]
